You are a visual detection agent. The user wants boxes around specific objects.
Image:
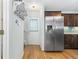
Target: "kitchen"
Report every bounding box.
[1,0,78,59]
[23,0,78,59]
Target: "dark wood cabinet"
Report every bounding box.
[68,15,74,26]
[64,35,73,48]
[64,34,78,49]
[62,14,78,26]
[45,11,61,16]
[64,14,69,26]
[74,14,78,26]
[73,35,78,49]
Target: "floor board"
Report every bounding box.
[23,45,78,59]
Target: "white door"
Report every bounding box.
[25,4,42,45]
[27,17,40,45]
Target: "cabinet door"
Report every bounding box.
[63,14,76,26]
[74,14,78,26]
[64,35,73,48]
[73,35,78,49]
[68,14,74,26]
[64,14,68,26]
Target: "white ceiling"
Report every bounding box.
[25,0,78,12]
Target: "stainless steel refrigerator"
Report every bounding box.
[44,16,64,51]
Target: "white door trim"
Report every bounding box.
[3,0,10,59]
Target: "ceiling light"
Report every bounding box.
[29,3,40,10]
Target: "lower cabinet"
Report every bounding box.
[64,34,78,49]
[73,35,78,49]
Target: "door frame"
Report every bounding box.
[3,0,11,59]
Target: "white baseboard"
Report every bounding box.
[26,44,40,46]
[21,50,24,59]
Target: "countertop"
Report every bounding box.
[64,32,78,34]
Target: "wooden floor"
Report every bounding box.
[23,45,78,59]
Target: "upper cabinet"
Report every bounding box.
[45,12,78,26]
[63,14,69,26]
[62,14,78,26]
[45,11,61,16]
[74,14,78,26]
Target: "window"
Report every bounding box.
[28,19,38,32]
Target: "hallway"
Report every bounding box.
[23,45,78,59]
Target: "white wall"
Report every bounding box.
[3,0,24,59]
[9,15,24,59]
[39,7,45,50]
